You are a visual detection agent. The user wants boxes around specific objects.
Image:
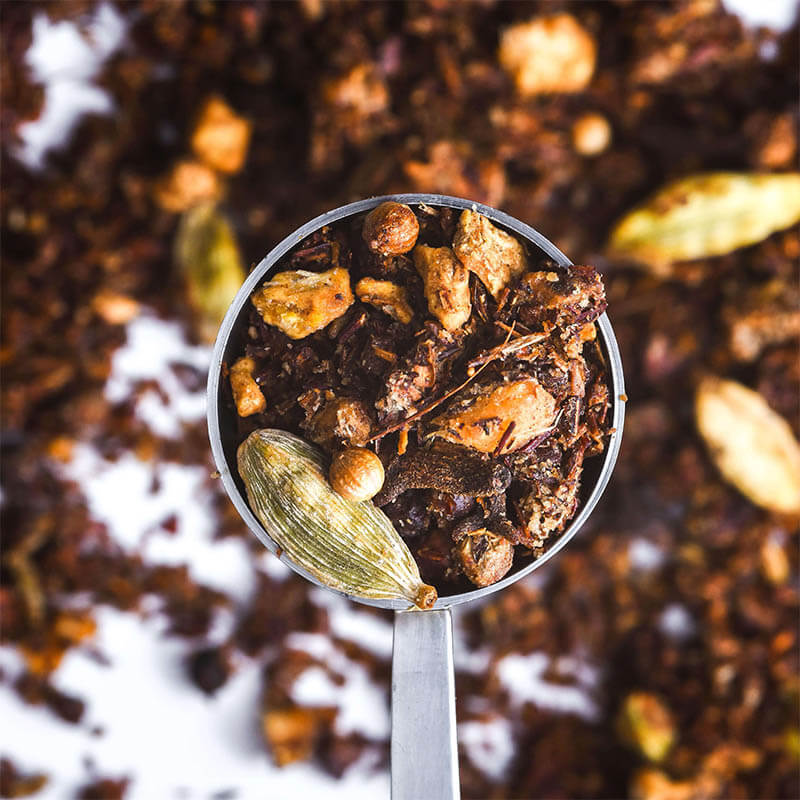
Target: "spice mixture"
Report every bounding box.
[228,203,611,594]
[1,2,799,798]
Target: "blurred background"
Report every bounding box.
[1,1,799,798]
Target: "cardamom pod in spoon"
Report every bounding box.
[237,429,437,610]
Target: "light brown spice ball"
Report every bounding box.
[329,447,385,502]
[572,112,612,157]
[362,202,420,256]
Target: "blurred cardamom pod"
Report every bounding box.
[695,376,800,514]
[176,203,245,342]
[238,428,438,609]
[617,692,675,763]
[609,172,800,274]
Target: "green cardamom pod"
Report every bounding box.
[175,203,246,343]
[609,172,800,274]
[238,429,438,610]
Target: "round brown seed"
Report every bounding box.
[329,447,385,502]
[572,112,612,157]
[362,202,420,256]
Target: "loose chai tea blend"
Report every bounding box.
[4,1,798,795]
[228,203,611,596]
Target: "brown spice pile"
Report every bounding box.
[229,202,610,592]
[1,2,798,798]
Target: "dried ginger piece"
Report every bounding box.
[262,707,336,766]
[322,63,389,120]
[630,769,694,800]
[404,140,507,209]
[519,478,580,550]
[310,64,391,171]
[430,377,556,454]
[301,391,372,450]
[631,745,760,800]
[92,290,140,325]
[154,160,221,212]
[251,267,354,340]
[695,376,800,514]
[412,245,471,331]
[754,114,797,169]
[456,529,514,587]
[453,210,528,300]
[230,357,266,417]
[498,14,596,97]
[725,280,800,362]
[190,96,252,174]
[355,277,414,323]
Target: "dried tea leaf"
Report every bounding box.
[609,172,800,274]
[176,203,245,343]
[695,377,800,514]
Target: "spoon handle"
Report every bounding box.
[391,608,460,800]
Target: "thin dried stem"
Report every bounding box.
[468,330,548,369]
[369,323,517,442]
[492,420,516,457]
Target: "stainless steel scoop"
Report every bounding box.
[207,194,625,799]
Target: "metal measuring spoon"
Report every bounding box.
[207,194,626,800]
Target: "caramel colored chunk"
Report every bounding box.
[430,378,557,454]
[453,210,528,300]
[498,14,596,97]
[191,96,252,174]
[92,290,140,325]
[457,529,514,587]
[412,245,471,331]
[154,159,221,212]
[303,393,372,450]
[355,277,414,323]
[251,267,354,340]
[262,707,335,767]
[322,63,389,118]
[755,114,796,169]
[230,357,265,417]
